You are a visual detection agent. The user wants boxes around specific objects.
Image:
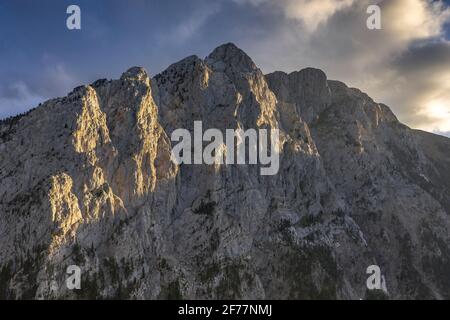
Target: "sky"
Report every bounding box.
[1,0,450,137]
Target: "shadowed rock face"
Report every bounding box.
[0,43,449,300]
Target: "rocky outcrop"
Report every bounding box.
[0,43,449,299]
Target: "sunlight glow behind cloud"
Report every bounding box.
[235,0,450,134]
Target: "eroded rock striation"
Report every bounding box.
[0,43,449,299]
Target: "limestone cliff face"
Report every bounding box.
[0,43,449,299]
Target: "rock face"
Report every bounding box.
[0,43,449,299]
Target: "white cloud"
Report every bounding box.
[0,82,44,118]
[236,0,450,133]
[383,0,450,41]
[233,0,356,31]
[0,60,77,118]
[158,3,221,45]
[282,0,356,31]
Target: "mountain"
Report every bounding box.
[0,43,449,299]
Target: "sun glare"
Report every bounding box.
[422,100,450,132]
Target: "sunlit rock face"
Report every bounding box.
[0,43,449,300]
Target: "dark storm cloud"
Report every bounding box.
[236,0,450,132]
[393,41,450,73]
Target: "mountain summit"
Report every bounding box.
[0,43,449,299]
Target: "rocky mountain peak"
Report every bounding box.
[206,42,258,74]
[120,66,150,85]
[266,68,332,124]
[0,43,449,300]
